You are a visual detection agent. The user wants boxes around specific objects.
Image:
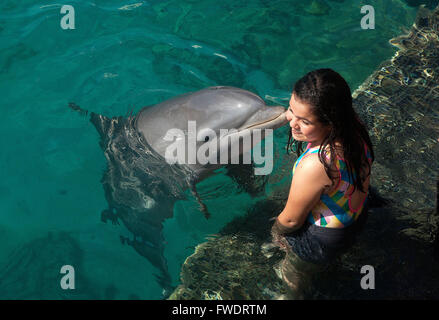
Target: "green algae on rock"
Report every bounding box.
[168,233,289,300]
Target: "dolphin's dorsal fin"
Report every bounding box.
[190,182,210,219]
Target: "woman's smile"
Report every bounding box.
[286,93,331,145]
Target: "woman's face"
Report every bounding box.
[286,93,331,146]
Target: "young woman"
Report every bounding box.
[271,68,374,298]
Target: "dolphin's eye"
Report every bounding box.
[204,136,209,142]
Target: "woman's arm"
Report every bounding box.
[272,154,332,236]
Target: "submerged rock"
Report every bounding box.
[169,233,288,300]
[170,5,439,300]
[354,4,439,213]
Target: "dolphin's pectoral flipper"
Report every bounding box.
[101,208,119,225]
[190,183,210,219]
[120,235,129,245]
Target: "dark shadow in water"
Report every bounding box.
[433,177,439,260]
[315,205,439,299]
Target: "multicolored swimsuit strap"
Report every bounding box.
[292,143,315,175]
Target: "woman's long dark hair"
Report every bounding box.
[286,68,374,194]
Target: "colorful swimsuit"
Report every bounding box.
[284,142,373,264]
[292,142,373,228]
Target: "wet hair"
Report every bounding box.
[286,68,374,194]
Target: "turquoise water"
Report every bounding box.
[0,0,426,299]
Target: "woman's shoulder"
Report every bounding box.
[293,151,333,188]
[295,151,328,175]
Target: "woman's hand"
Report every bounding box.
[270,218,293,250]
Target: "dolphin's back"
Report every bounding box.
[134,86,266,156]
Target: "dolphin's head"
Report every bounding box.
[135,86,287,179]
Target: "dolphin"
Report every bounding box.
[69,86,287,296]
